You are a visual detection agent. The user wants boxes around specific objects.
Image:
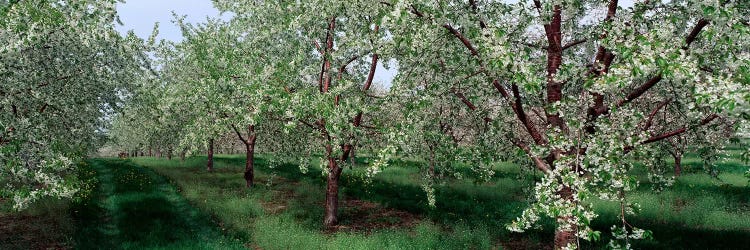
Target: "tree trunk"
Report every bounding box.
[207,139,214,172]
[674,153,682,177]
[323,155,344,228]
[428,146,436,178]
[180,150,186,162]
[244,126,257,188]
[554,186,578,249]
[148,147,152,157]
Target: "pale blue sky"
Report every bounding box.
[115,0,227,42]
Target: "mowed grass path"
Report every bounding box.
[72,159,244,249]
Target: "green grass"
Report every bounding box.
[133,155,500,249]
[70,159,245,249]
[4,148,747,249]
[131,150,750,250]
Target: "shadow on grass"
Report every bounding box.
[72,159,244,249]
[131,154,750,249]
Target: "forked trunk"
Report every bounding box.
[554,186,578,249]
[207,139,214,172]
[323,156,343,227]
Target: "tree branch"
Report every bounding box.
[451,87,477,111]
[642,114,718,144]
[683,19,710,49]
[616,74,663,107]
[443,24,480,58]
[561,39,587,51]
[313,40,324,55]
[362,54,379,91]
[231,124,249,145]
[512,138,551,173]
[642,98,671,131]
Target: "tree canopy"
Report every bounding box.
[0,0,146,210]
[4,0,748,249]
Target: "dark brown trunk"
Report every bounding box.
[428,146,436,178]
[674,153,682,177]
[167,148,173,160]
[319,17,335,93]
[207,139,214,172]
[180,150,186,162]
[148,147,152,157]
[544,5,568,134]
[244,126,257,188]
[554,186,578,249]
[323,154,343,228]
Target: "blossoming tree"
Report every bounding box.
[385,0,749,248]
[0,0,145,210]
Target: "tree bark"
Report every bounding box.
[554,186,578,249]
[323,149,344,228]
[244,126,257,188]
[148,147,152,157]
[428,146,437,178]
[207,139,214,172]
[673,153,682,177]
[167,147,173,160]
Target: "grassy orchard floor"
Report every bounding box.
[0,159,245,249]
[1,148,748,249]
[129,147,750,250]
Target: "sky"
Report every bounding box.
[115,0,226,42]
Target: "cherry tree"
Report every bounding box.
[213,0,396,227]
[385,0,749,248]
[0,0,145,210]
[161,15,291,186]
